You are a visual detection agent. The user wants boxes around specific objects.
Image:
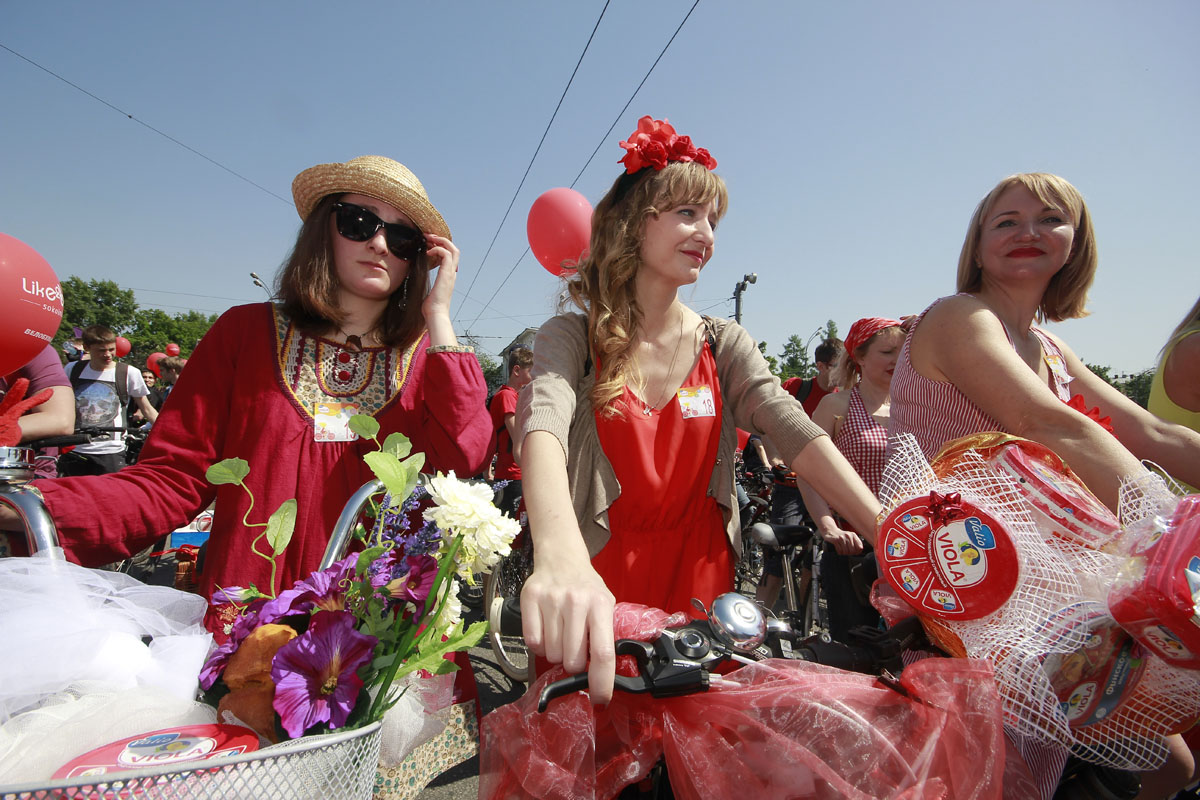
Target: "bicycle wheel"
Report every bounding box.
[735,538,763,595]
[484,548,535,684]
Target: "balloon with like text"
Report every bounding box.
[115,337,132,358]
[0,233,64,376]
[165,343,180,356]
[527,188,592,276]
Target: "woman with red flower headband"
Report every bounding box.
[514,117,881,704]
[889,173,1200,799]
[798,317,904,643]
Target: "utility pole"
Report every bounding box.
[733,273,757,324]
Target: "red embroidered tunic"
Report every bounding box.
[590,342,733,616]
[36,303,492,635]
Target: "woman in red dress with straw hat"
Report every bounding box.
[515,117,882,705]
[3,156,493,639]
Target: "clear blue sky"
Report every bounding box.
[3,1,1197,374]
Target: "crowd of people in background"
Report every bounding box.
[3,122,1200,800]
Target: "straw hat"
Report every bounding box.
[291,155,451,239]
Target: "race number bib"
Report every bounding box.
[314,402,360,442]
[677,385,716,419]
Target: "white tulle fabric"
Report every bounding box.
[0,549,214,782]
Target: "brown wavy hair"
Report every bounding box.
[275,193,430,349]
[565,161,728,415]
[956,173,1097,322]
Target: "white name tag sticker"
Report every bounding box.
[678,385,716,419]
[314,402,361,442]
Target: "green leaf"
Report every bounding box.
[392,621,486,681]
[364,450,420,498]
[348,414,380,440]
[264,499,297,556]
[356,545,387,576]
[206,458,250,486]
[381,432,412,460]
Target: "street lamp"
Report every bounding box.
[249,271,272,298]
[733,273,757,324]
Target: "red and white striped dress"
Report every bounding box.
[890,295,1073,461]
[832,386,888,496]
[889,295,1075,799]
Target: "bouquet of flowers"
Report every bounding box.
[196,416,519,746]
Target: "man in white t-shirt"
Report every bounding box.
[59,325,159,476]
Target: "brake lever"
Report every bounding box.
[536,622,731,712]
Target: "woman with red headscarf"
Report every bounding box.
[799,317,903,642]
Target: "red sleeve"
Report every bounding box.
[35,306,252,566]
[412,346,492,477]
[780,376,802,396]
[489,386,517,430]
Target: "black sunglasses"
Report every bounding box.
[331,201,426,261]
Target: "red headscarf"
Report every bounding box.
[844,317,902,363]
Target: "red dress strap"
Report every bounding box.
[591,342,733,616]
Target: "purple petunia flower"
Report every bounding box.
[380,554,439,617]
[292,553,357,612]
[270,610,377,739]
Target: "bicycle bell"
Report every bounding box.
[695,592,766,653]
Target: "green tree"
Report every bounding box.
[778,335,812,381]
[52,275,216,364]
[1086,363,1154,410]
[56,277,138,345]
[758,341,780,377]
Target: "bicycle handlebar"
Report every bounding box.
[514,591,933,712]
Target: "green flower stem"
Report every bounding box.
[366,533,464,722]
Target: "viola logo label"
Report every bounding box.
[1063,682,1098,722]
[22,278,63,304]
[118,733,216,767]
[900,567,921,594]
[933,516,995,587]
[886,537,909,558]
[901,513,927,532]
[929,589,957,611]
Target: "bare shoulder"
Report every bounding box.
[1168,331,1200,372]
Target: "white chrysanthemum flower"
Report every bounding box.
[423,472,520,580]
[433,576,463,631]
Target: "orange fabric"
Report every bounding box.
[591,343,732,617]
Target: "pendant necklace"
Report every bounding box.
[643,312,686,416]
[338,325,378,353]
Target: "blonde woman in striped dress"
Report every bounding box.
[889,172,1200,799]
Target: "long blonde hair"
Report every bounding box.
[1161,295,1200,359]
[565,161,728,415]
[956,173,1098,323]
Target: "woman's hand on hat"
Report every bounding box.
[422,234,458,342]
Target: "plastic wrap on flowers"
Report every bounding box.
[877,433,1200,771]
[479,603,1006,800]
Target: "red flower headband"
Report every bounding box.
[618,116,717,174]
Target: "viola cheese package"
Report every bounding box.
[1108,495,1200,668]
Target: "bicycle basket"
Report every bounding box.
[1,720,382,800]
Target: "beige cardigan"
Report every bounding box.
[517,312,825,557]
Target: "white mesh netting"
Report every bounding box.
[880,434,1200,770]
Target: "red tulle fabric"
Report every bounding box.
[480,603,1008,800]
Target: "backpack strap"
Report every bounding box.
[114,362,130,410]
[68,360,87,387]
[795,378,813,404]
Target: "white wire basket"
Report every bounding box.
[0,721,382,800]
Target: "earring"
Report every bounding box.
[398,276,408,305]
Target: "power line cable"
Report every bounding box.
[461,0,701,334]
[0,43,291,205]
[454,1,611,321]
[569,0,700,189]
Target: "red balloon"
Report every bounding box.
[115,336,132,358]
[165,343,180,356]
[527,188,592,276]
[0,234,64,376]
[146,352,167,377]
[736,428,751,452]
